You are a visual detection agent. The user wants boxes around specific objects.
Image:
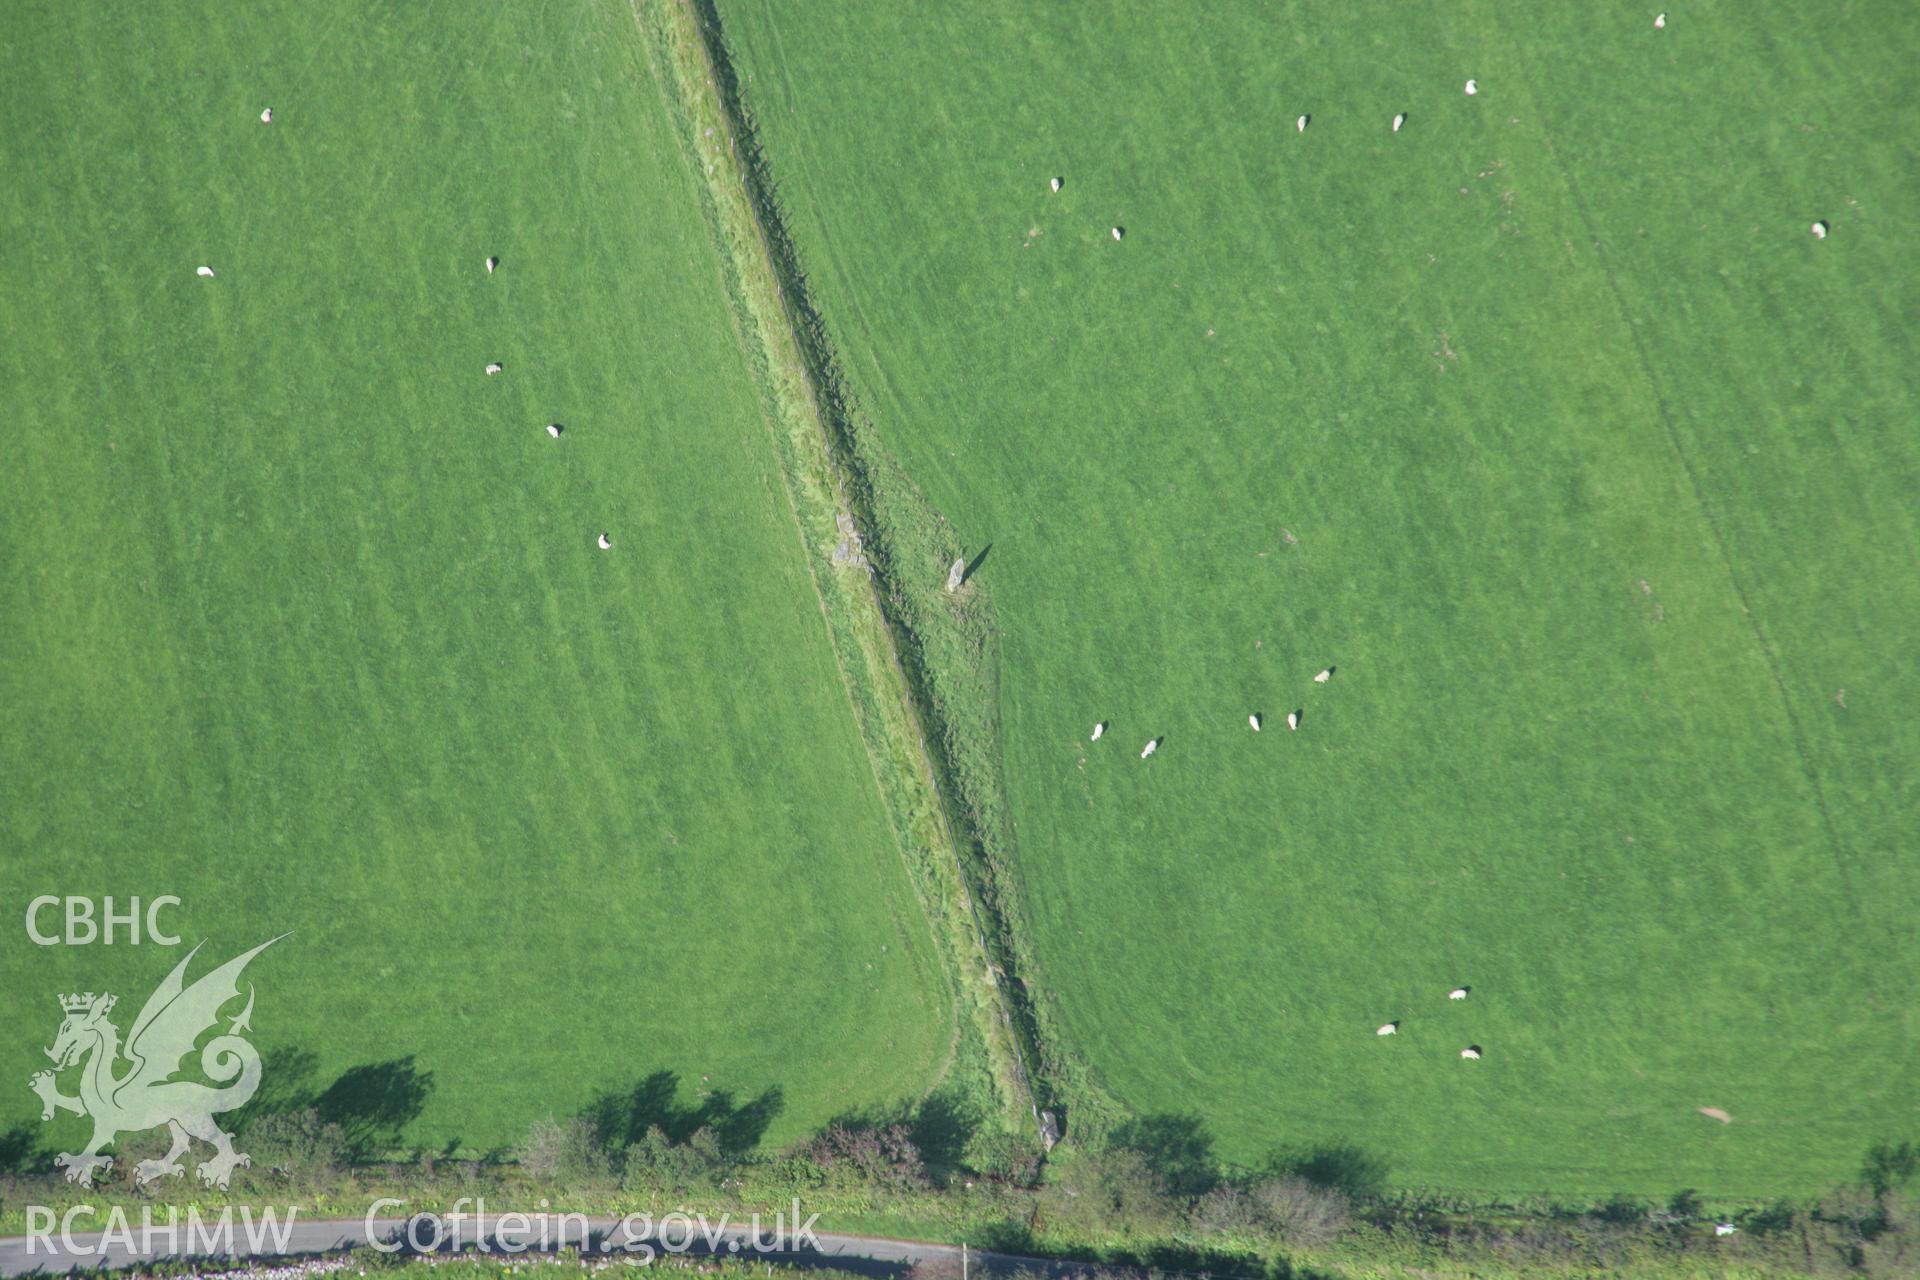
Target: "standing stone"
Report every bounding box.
[1038,1109,1062,1151]
[946,557,966,593]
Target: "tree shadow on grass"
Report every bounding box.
[0,1123,41,1175]
[585,1070,784,1158]
[315,1056,435,1156]
[907,1087,976,1179]
[1113,1112,1220,1196]
[230,1045,323,1135]
[12,1048,437,1173]
[1268,1139,1390,1198]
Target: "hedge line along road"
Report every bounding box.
[0,1213,1089,1278]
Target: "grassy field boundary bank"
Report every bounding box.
[642,0,1147,1145]
[633,0,1040,1134]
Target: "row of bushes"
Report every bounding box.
[9,1106,1915,1279]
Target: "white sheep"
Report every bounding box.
[1810,221,1829,239]
[485,362,503,375]
[1376,1021,1399,1036]
[1111,226,1125,241]
[1249,714,1261,732]
[1050,176,1063,193]
[1449,987,1469,1000]
[597,533,613,550]
[1091,721,1106,742]
[1296,114,1310,133]
[1314,667,1333,683]
[196,266,215,278]
[1140,738,1159,759]
[1715,1224,1737,1237]
[546,424,564,438]
[1286,710,1300,731]
[259,107,273,124]
[1460,1046,1482,1060]
[1464,79,1478,96]
[1393,113,1407,133]
[1654,13,1667,29]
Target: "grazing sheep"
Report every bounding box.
[1111,226,1125,241]
[1460,1046,1482,1060]
[1393,113,1407,132]
[1715,1224,1737,1237]
[1140,737,1159,759]
[1376,1021,1399,1036]
[597,533,613,550]
[1091,721,1106,742]
[1464,79,1478,96]
[1296,114,1310,133]
[1810,220,1829,239]
[1449,987,1469,1000]
[1654,12,1667,28]
[1314,667,1334,683]
[486,256,499,273]
[1286,710,1300,731]
[259,107,273,124]
[1050,176,1063,193]
[485,362,503,375]
[1249,713,1261,732]
[546,423,564,438]
[196,266,215,278]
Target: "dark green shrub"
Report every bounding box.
[516,1115,610,1185]
[1865,1141,1919,1197]
[1036,1146,1177,1237]
[1743,1198,1800,1236]
[623,1124,728,1193]
[1249,1175,1351,1247]
[1592,1193,1648,1224]
[244,1107,348,1186]
[1666,1187,1703,1220]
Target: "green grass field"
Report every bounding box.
[3,0,1914,1207]
[0,0,952,1155]
[718,0,1920,1197]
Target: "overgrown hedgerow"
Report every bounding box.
[4,1115,1918,1279]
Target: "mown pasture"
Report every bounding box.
[718,0,1920,1196]
[0,0,952,1156]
